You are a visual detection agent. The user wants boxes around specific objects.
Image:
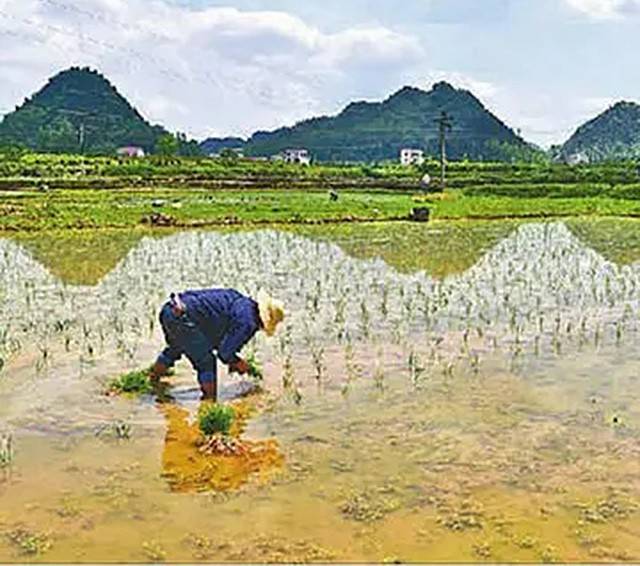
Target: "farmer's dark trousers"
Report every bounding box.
[156,302,216,387]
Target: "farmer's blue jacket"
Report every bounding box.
[156,288,261,385]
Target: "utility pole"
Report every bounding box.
[78,122,85,154]
[61,108,89,154]
[434,111,453,188]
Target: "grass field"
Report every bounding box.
[0,188,414,231]
[3,187,640,231]
[2,153,640,230]
[420,193,640,219]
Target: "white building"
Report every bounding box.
[116,145,144,157]
[400,148,425,166]
[117,146,146,158]
[565,152,590,166]
[283,148,311,166]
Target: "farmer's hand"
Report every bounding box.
[149,361,168,383]
[229,358,250,375]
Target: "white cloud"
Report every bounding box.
[313,27,423,69]
[2,0,629,149]
[580,96,617,114]
[0,0,427,139]
[564,0,640,19]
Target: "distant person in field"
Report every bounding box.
[150,289,285,401]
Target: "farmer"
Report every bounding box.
[150,289,285,401]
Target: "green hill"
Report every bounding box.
[0,67,168,154]
[561,101,640,162]
[244,82,537,163]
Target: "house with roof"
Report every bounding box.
[117,146,146,158]
[282,148,311,166]
[400,148,425,166]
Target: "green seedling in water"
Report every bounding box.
[109,370,153,395]
[198,404,235,437]
[142,540,166,562]
[0,432,13,469]
[108,367,174,396]
[310,344,325,382]
[113,421,132,440]
[374,364,385,391]
[6,527,51,556]
[408,350,426,385]
[94,420,133,440]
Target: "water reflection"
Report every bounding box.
[160,398,283,494]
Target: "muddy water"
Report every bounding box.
[1,220,640,562]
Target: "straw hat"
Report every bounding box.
[257,289,285,337]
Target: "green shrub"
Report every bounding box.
[198,404,235,437]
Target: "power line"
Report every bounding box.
[39,0,171,44]
[0,3,314,123]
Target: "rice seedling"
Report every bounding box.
[443,361,455,378]
[308,343,325,383]
[0,432,14,469]
[282,352,295,392]
[334,297,347,341]
[290,384,303,405]
[373,365,385,392]
[380,282,390,318]
[359,299,370,339]
[5,527,52,556]
[36,342,50,373]
[616,321,623,345]
[278,326,290,356]
[408,350,426,386]
[468,351,480,375]
[198,403,235,437]
[246,353,264,381]
[108,369,154,395]
[113,421,132,440]
[142,540,166,562]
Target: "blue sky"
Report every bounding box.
[1,0,639,146]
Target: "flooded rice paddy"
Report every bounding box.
[1,219,640,562]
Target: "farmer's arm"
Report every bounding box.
[217,305,259,369]
[151,346,182,381]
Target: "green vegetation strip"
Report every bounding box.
[1,151,640,189]
[424,195,640,220]
[0,189,413,231]
[4,185,640,232]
